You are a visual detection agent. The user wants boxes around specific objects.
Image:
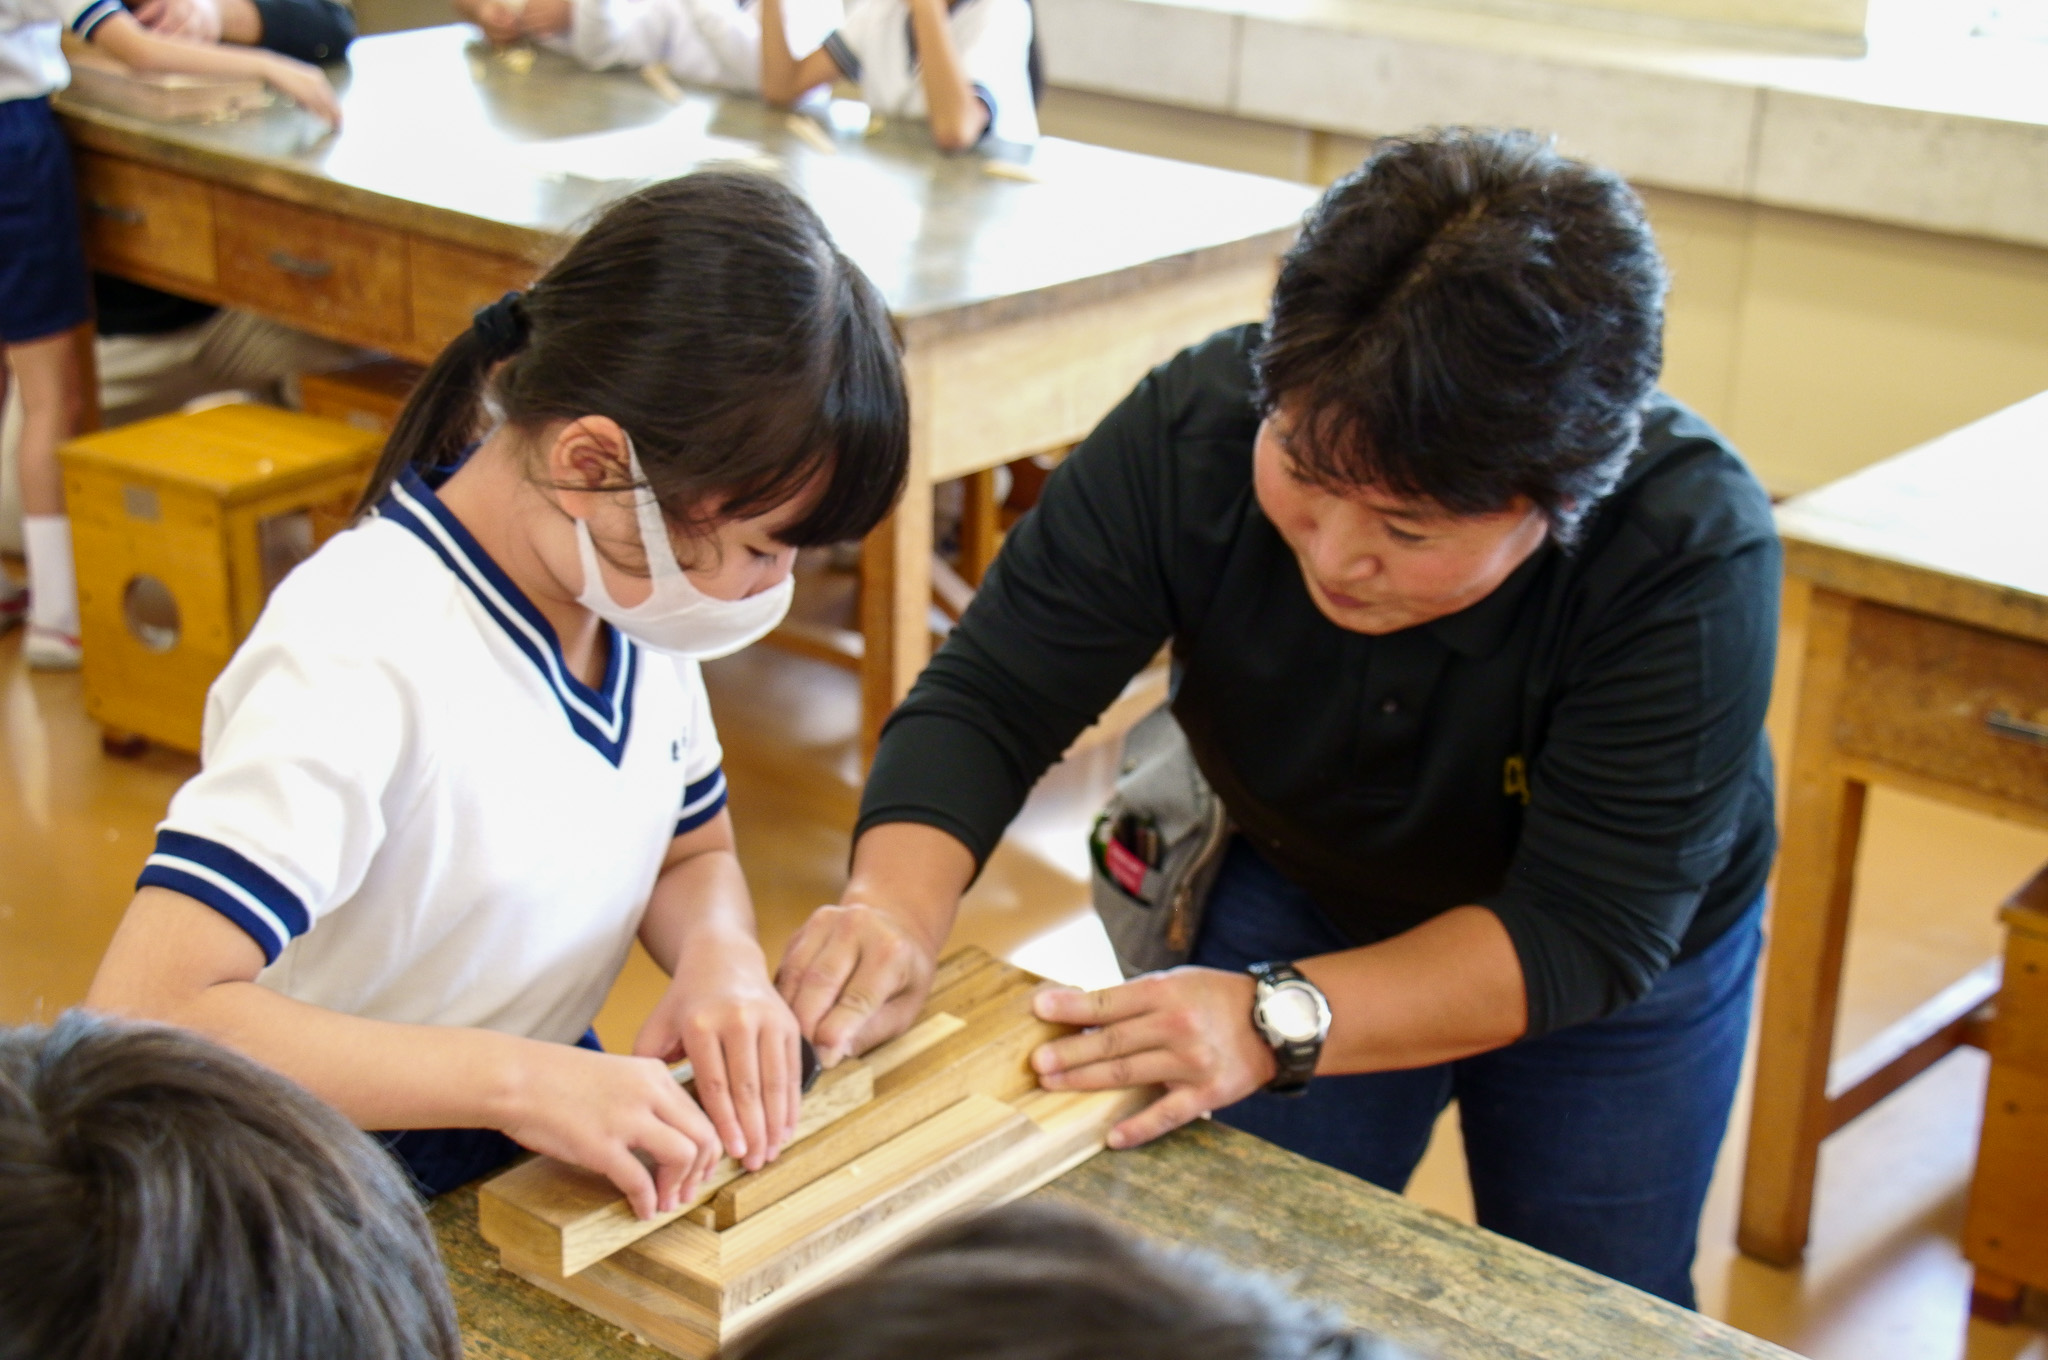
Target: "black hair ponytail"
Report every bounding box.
[352,172,909,546]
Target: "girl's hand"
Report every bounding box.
[499,1044,722,1220]
[1029,967,1278,1150]
[638,954,802,1173]
[519,0,571,37]
[261,54,341,126]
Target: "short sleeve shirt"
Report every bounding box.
[822,0,1037,145]
[0,0,123,99]
[139,468,728,1046]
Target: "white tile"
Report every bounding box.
[1754,92,2048,251]
[1233,16,1762,197]
[1036,0,1240,111]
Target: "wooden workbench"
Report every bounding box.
[1739,390,2048,1266]
[433,1119,1799,1360]
[58,27,1317,749]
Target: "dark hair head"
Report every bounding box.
[356,170,909,549]
[0,1012,461,1360]
[728,1203,1407,1360]
[1254,127,1668,546]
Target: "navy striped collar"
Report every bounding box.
[380,468,637,765]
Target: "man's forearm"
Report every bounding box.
[1300,905,1529,1074]
[842,821,976,956]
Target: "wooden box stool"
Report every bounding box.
[1964,866,2048,1324]
[59,403,382,752]
[478,946,1152,1358]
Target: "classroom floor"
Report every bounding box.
[3,565,2045,1360]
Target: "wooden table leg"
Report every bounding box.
[1738,587,1864,1267]
[957,467,1002,587]
[1970,1267,2025,1325]
[858,471,934,760]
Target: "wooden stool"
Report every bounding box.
[60,403,382,753]
[1964,866,2048,1324]
[297,357,424,434]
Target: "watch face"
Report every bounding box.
[1262,985,1325,1044]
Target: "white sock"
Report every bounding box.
[23,515,79,636]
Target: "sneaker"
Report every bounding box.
[0,577,24,634]
[24,624,82,671]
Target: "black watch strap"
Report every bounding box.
[1248,961,1328,1097]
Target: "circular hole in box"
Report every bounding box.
[122,575,181,652]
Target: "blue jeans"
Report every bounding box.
[1192,839,1762,1308]
[374,1028,604,1198]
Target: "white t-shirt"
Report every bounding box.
[0,0,121,102]
[140,468,728,1046]
[821,0,1036,145]
[546,0,760,91]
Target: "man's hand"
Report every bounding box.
[776,903,937,1067]
[132,0,223,43]
[1030,967,1277,1150]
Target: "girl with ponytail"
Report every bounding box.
[86,170,909,1212]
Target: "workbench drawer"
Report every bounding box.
[1836,603,2048,810]
[74,153,216,288]
[214,188,410,350]
[409,238,539,356]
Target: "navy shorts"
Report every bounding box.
[0,96,92,345]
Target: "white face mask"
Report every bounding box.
[572,438,794,660]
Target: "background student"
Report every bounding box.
[759,0,1037,149]
[452,0,772,94]
[86,171,910,1213]
[731,1202,1410,1360]
[0,1011,462,1360]
[0,0,338,666]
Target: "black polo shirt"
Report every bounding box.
[860,323,1781,1038]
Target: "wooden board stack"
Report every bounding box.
[478,947,1151,1357]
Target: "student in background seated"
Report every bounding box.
[0,1011,461,1360]
[758,0,1037,150]
[453,0,764,94]
[732,1203,1409,1360]
[0,0,338,667]
[88,171,909,1215]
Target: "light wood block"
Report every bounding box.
[478,1056,876,1278]
[480,948,1153,1358]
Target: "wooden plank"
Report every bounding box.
[1824,959,2001,1133]
[478,1056,875,1278]
[709,983,1057,1228]
[1738,587,1865,1267]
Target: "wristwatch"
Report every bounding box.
[1246,961,1332,1096]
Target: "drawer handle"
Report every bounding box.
[89,199,146,226]
[1987,709,2048,747]
[266,249,334,281]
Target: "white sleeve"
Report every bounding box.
[138,634,411,965]
[677,0,760,87]
[56,0,127,35]
[820,0,885,82]
[543,0,679,71]
[671,657,728,836]
[956,0,1033,138]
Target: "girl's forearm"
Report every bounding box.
[906,0,984,150]
[639,847,762,975]
[93,12,277,75]
[757,0,798,102]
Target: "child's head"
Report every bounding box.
[356,170,908,571]
[728,1202,1409,1360]
[0,1012,461,1360]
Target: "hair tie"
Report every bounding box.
[471,291,530,360]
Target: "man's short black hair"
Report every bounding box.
[730,1202,1408,1360]
[1254,126,1668,545]
[0,1012,462,1360]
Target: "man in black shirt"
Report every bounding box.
[776,129,1780,1307]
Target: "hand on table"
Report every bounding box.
[517,0,571,37]
[499,1042,722,1220]
[261,54,341,126]
[1031,966,1277,1150]
[453,0,526,44]
[637,951,802,1173]
[776,902,937,1067]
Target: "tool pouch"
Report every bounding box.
[1089,704,1231,978]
